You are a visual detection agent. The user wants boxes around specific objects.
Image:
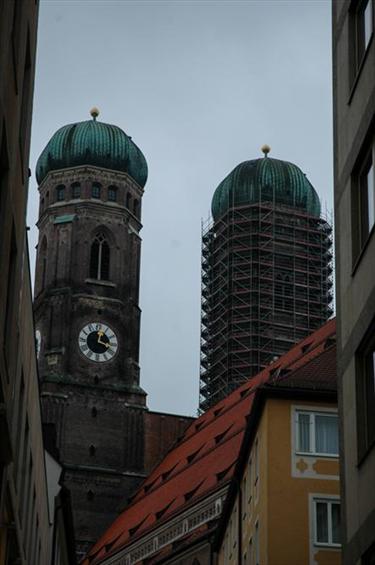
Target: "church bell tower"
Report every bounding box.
[34,109,149,557]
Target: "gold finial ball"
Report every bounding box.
[261,144,271,156]
[90,107,100,119]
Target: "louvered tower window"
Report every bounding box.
[108,185,117,202]
[90,233,110,280]
[56,184,65,201]
[92,182,101,199]
[71,182,81,199]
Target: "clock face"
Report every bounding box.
[78,322,118,363]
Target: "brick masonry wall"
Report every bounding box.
[144,411,195,474]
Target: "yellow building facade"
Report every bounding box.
[217,345,340,565]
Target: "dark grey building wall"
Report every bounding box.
[332,0,375,563]
[0,1,56,564]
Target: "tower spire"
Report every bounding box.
[90,107,100,121]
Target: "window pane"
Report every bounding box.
[92,183,101,198]
[56,186,65,201]
[364,0,373,51]
[331,503,341,544]
[316,502,328,543]
[72,183,81,198]
[298,413,310,452]
[108,187,117,201]
[315,414,338,454]
[367,162,374,233]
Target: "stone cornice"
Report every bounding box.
[36,199,142,232]
[38,165,144,195]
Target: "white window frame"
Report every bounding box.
[295,409,339,457]
[313,498,341,548]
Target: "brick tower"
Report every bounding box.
[199,147,333,412]
[34,109,149,558]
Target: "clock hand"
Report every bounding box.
[97,331,110,348]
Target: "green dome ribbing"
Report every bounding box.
[36,117,148,187]
[211,157,321,220]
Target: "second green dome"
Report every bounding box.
[36,113,148,187]
[211,156,321,220]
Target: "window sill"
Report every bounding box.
[314,542,341,549]
[85,278,116,288]
[348,33,373,106]
[295,451,338,459]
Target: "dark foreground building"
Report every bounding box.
[0,0,47,562]
[332,1,375,563]
[33,111,193,558]
[199,149,333,412]
[1,1,75,563]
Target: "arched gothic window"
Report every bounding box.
[90,233,110,280]
[126,192,132,209]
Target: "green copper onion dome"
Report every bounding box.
[36,108,148,187]
[211,147,321,220]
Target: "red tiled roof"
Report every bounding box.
[83,318,336,564]
[267,340,337,391]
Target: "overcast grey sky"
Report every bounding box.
[27,0,333,417]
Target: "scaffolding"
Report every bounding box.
[199,202,333,413]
